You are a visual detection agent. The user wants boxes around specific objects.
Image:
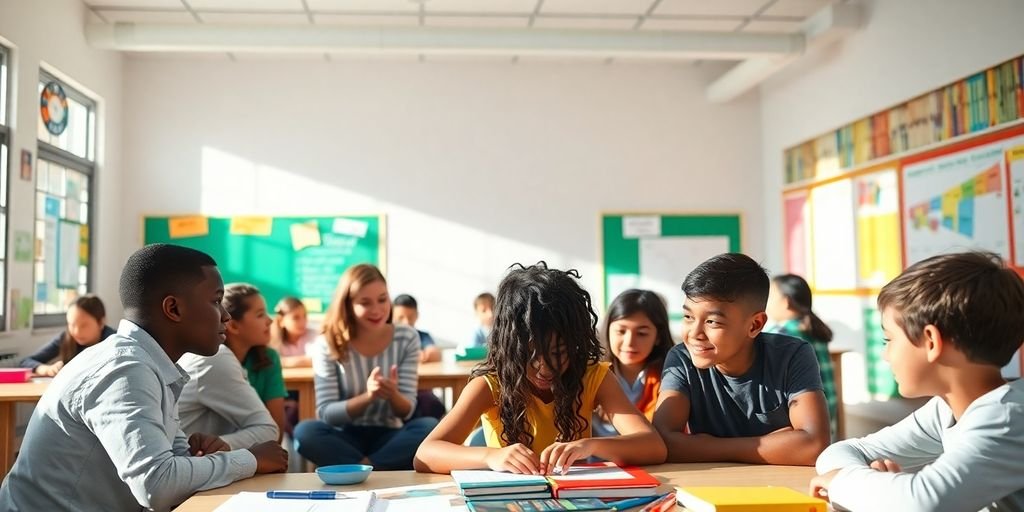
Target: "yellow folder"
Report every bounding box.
[675,486,827,512]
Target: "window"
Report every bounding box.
[0,45,10,330]
[34,71,95,326]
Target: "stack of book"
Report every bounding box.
[450,470,552,502]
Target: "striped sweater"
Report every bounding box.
[311,325,421,429]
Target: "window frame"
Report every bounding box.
[33,70,96,328]
[0,44,11,331]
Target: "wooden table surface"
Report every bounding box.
[0,380,51,479]
[177,463,818,511]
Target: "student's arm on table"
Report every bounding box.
[539,372,666,473]
[809,398,1017,512]
[414,377,540,475]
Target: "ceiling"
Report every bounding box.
[84,0,836,41]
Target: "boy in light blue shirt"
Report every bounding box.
[812,252,1024,511]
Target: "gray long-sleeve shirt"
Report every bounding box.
[816,379,1024,512]
[0,320,257,511]
[177,345,279,450]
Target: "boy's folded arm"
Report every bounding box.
[827,401,1022,512]
[816,398,946,474]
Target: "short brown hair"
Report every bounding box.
[878,252,1024,367]
[474,292,495,309]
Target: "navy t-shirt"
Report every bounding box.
[661,332,823,437]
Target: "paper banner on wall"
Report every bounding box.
[9,289,32,330]
[902,136,1020,265]
[331,218,368,238]
[783,193,809,277]
[639,236,730,319]
[80,224,90,265]
[42,213,59,302]
[58,221,81,289]
[300,298,324,313]
[1008,146,1024,267]
[14,230,33,263]
[855,169,902,287]
[230,216,273,236]
[168,216,209,239]
[622,216,661,239]
[290,221,322,251]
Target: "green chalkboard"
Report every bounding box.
[143,215,385,313]
[601,213,742,319]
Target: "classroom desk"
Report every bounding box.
[829,348,849,440]
[176,463,818,511]
[0,380,50,479]
[282,361,476,421]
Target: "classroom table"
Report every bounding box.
[0,380,50,479]
[176,463,818,511]
[282,360,477,421]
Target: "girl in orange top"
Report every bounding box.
[414,263,666,475]
[594,290,676,436]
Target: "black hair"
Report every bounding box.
[602,289,675,371]
[120,244,218,320]
[473,262,602,448]
[682,253,769,310]
[393,294,418,309]
[772,274,833,343]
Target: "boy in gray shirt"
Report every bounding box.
[812,252,1024,512]
[653,253,831,465]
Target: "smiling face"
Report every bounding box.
[351,280,391,332]
[681,296,766,375]
[228,294,273,349]
[526,337,569,394]
[66,305,104,347]
[609,313,657,368]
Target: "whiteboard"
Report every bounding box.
[638,236,731,317]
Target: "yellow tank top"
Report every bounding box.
[480,362,610,454]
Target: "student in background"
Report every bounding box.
[467,292,495,349]
[393,294,440,363]
[19,294,115,376]
[393,293,446,420]
[766,274,838,438]
[294,264,438,470]
[593,289,675,437]
[811,252,1024,511]
[270,296,316,368]
[414,263,666,474]
[0,244,287,511]
[653,253,830,466]
[178,283,281,447]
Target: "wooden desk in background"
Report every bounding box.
[829,348,849,440]
[282,361,477,421]
[0,380,50,480]
[177,463,818,511]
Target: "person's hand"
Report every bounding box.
[809,469,840,502]
[248,441,289,474]
[366,366,390,400]
[539,439,596,475]
[484,443,540,474]
[35,361,64,377]
[188,433,230,456]
[869,459,902,473]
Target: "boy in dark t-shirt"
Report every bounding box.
[653,253,831,466]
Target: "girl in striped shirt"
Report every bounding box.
[293,264,438,470]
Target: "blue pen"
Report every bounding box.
[605,495,659,510]
[265,491,351,500]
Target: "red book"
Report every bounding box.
[547,463,661,499]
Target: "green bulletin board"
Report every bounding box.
[143,215,385,313]
[601,213,742,319]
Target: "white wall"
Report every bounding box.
[0,0,124,357]
[759,0,1024,389]
[121,56,763,346]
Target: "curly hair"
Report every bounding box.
[472,262,603,448]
